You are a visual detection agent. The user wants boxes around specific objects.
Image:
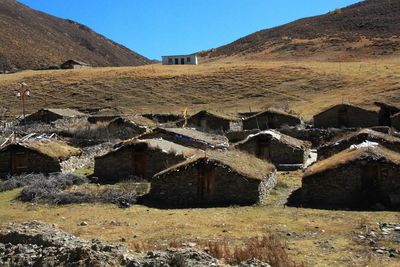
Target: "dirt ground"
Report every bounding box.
[1,171,399,266]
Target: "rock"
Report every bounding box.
[80,221,88,226]
[0,221,273,267]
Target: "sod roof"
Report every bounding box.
[304,145,400,177]
[235,129,310,149]
[144,127,229,148]
[99,138,198,159]
[189,110,240,121]
[322,129,400,147]
[155,149,276,181]
[244,108,300,120]
[314,103,378,118]
[1,140,81,160]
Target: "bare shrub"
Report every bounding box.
[0,173,86,192]
[18,173,137,207]
[18,173,88,202]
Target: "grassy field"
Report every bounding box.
[1,172,399,266]
[1,60,400,119]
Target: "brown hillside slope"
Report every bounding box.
[0,60,399,119]
[0,0,150,72]
[201,0,400,61]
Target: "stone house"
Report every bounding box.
[147,150,277,207]
[242,108,302,130]
[60,60,90,69]
[374,102,400,127]
[22,108,86,124]
[177,110,240,133]
[105,117,148,140]
[142,113,183,124]
[301,145,400,210]
[318,129,400,160]
[139,127,229,150]
[88,108,122,124]
[234,130,311,170]
[94,138,198,183]
[0,140,81,177]
[313,104,379,129]
[391,112,400,131]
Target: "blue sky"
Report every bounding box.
[19,0,360,60]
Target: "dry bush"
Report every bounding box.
[205,235,302,267]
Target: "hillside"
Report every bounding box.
[200,0,400,61]
[0,0,150,73]
[0,60,399,119]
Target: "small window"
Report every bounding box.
[168,58,173,64]
[187,57,191,63]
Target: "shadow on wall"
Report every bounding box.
[286,188,400,212]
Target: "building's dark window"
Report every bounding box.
[175,58,179,64]
[168,58,173,64]
[187,57,191,63]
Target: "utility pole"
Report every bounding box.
[15,82,30,124]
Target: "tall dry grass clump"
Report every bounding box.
[205,235,302,267]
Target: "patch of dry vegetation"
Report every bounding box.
[0,171,399,266]
[1,60,399,121]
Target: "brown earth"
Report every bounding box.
[0,0,151,73]
[200,0,400,61]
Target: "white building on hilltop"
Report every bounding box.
[162,54,198,65]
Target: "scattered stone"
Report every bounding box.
[80,221,88,226]
[0,221,273,267]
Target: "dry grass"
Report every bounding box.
[1,171,399,266]
[206,235,301,267]
[1,60,400,120]
[25,140,81,160]
[305,146,400,176]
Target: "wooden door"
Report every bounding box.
[200,118,207,129]
[132,152,147,179]
[197,166,216,200]
[257,141,271,161]
[11,152,28,174]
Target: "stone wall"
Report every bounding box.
[301,161,400,209]
[392,114,400,131]
[314,106,379,128]
[187,113,231,133]
[0,146,60,177]
[94,146,186,183]
[24,111,62,124]
[243,113,301,130]
[236,137,308,168]
[148,160,275,207]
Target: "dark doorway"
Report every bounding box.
[11,152,28,174]
[338,108,349,127]
[132,152,148,179]
[181,58,185,65]
[257,141,271,161]
[361,165,379,206]
[197,166,216,201]
[200,118,207,129]
[174,58,179,65]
